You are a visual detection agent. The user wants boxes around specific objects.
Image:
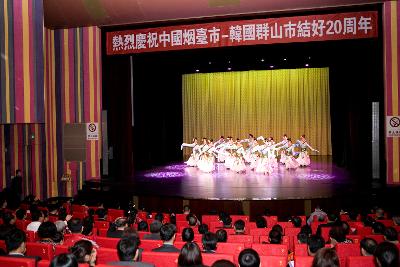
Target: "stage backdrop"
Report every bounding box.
[182,68,332,158]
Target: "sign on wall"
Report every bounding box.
[86,123,99,140]
[387,116,400,137]
[107,11,378,55]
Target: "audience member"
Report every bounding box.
[374,242,399,267]
[107,217,128,238]
[272,224,283,236]
[307,235,325,256]
[316,213,339,236]
[392,215,400,226]
[15,209,27,220]
[198,223,209,234]
[234,220,245,235]
[63,218,96,246]
[255,217,267,228]
[178,242,205,267]
[300,225,312,237]
[108,236,154,266]
[154,213,164,223]
[311,248,339,267]
[37,221,58,245]
[375,208,385,220]
[70,240,97,267]
[187,214,198,227]
[373,222,386,234]
[291,216,302,228]
[5,228,27,256]
[211,259,236,267]
[182,227,194,243]
[307,206,327,225]
[50,253,78,267]
[152,223,180,252]
[221,216,232,228]
[183,205,191,215]
[383,227,399,244]
[202,232,218,253]
[81,216,94,236]
[268,230,282,244]
[329,226,352,246]
[95,208,107,221]
[297,232,308,244]
[238,248,260,267]
[137,221,149,232]
[26,209,44,232]
[360,238,378,256]
[143,220,162,240]
[216,229,227,243]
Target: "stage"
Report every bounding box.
[107,156,357,201]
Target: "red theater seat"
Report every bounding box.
[137,211,148,221]
[54,245,69,255]
[259,256,287,267]
[295,244,308,256]
[311,222,324,234]
[72,212,87,220]
[94,221,110,229]
[216,242,245,256]
[140,239,164,250]
[250,228,271,237]
[356,227,372,236]
[346,256,375,267]
[72,205,87,213]
[175,214,187,221]
[15,219,30,230]
[228,235,253,245]
[347,235,362,243]
[107,209,125,222]
[210,221,223,232]
[96,247,119,264]
[137,231,150,239]
[285,227,301,236]
[340,214,350,221]
[295,256,314,267]
[0,240,6,251]
[202,253,235,266]
[231,215,249,223]
[0,256,36,267]
[259,235,290,248]
[95,237,119,249]
[336,243,361,258]
[277,222,292,229]
[176,220,189,229]
[202,215,219,226]
[25,230,38,242]
[321,227,331,242]
[248,222,257,230]
[25,242,54,260]
[376,220,392,227]
[141,251,178,267]
[251,244,288,256]
[98,228,108,237]
[263,216,278,227]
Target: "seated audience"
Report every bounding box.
[383,227,399,244]
[26,209,44,232]
[374,242,399,267]
[50,253,78,267]
[392,215,400,226]
[37,221,58,245]
[15,209,27,220]
[5,228,40,261]
[238,248,260,267]
[375,208,385,220]
[316,213,339,236]
[182,227,194,243]
[143,220,161,240]
[70,240,97,267]
[108,236,154,266]
[360,238,378,256]
[307,206,327,225]
[137,221,149,232]
[82,216,94,236]
[329,226,352,246]
[198,223,209,234]
[234,219,245,235]
[272,224,283,236]
[95,208,107,221]
[311,248,339,267]
[63,218,96,246]
[268,229,282,244]
[300,225,312,237]
[178,242,206,267]
[183,205,191,215]
[255,216,267,228]
[291,216,302,228]
[0,212,16,239]
[297,232,309,244]
[221,216,233,228]
[202,232,218,253]
[373,222,386,234]
[107,217,129,238]
[152,223,180,252]
[154,212,164,223]
[211,259,236,267]
[307,235,325,256]
[187,214,198,227]
[216,229,227,243]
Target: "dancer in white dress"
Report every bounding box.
[284,138,300,170]
[295,135,319,167]
[182,138,199,167]
[198,139,216,172]
[276,134,289,164]
[231,141,246,173]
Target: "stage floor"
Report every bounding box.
[127,156,356,200]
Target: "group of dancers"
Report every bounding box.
[180,134,319,174]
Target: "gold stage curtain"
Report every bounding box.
[182,68,332,158]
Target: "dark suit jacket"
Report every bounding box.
[107,261,155,267]
[11,176,23,194]
[152,244,180,252]
[142,233,161,240]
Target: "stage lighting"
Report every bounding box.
[195,69,200,72]
[227,67,232,71]
[261,58,265,62]
[209,61,212,65]
[305,64,309,67]
[283,58,287,61]
[269,65,274,68]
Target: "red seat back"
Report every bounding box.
[311,222,324,234]
[346,256,375,267]
[95,237,119,249]
[176,220,189,229]
[277,222,292,229]
[248,222,257,230]
[259,256,287,267]
[210,221,223,232]
[54,245,70,255]
[295,256,314,267]
[227,235,253,245]
[340,214,350,221]
[356,227,372,237]
[0,240,6,251]
[25,242,54,260]
[202,215,219,226]
[347,235,362,243]
[96,247,119,264]
[251,244,288,256]
[137,231,150,239]
[15,220,30,231]
[263,216,278,227]
[216,242,245,257]
[140,239,164,250]
[376,220,393,227]
[142,251,178,267]
[107,209,125,222]
[175,214,187,221]
[94,221,109,229]
[250,228,271,237]
[336,243,361,258]
[285,227,301,236]
[25,231,38,242]
[295,244,308,256]
[321,227,331,242]
[98,228,107,237]
[231,215,249,223]
[72,212,87,220]
[202,253,234,266]
[0,256,36,267]
[72,204,87,213]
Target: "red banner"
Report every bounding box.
[106,11,378,55]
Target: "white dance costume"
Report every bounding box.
[296,140,318,167]
[284,144,300,169]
